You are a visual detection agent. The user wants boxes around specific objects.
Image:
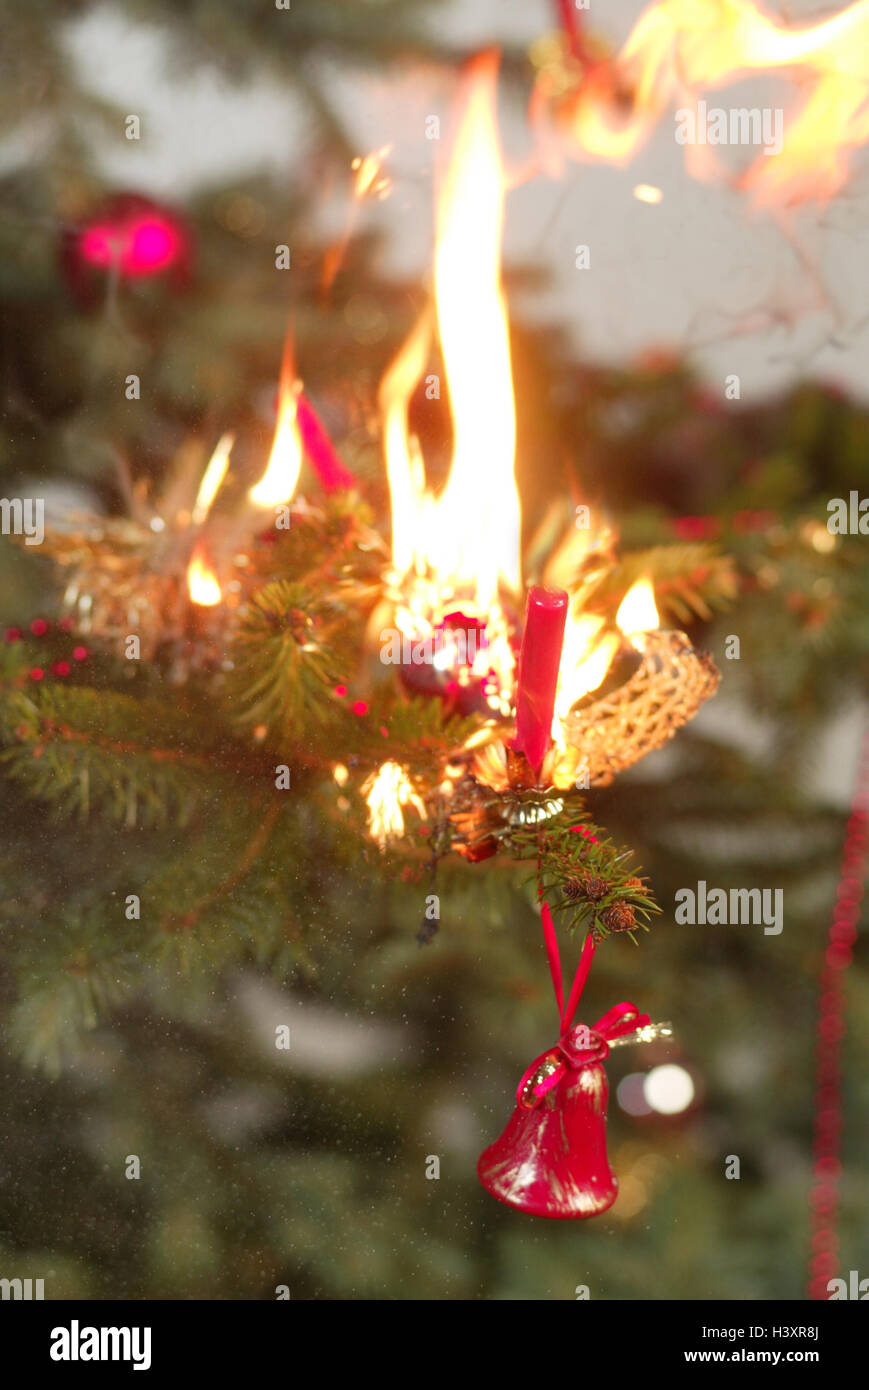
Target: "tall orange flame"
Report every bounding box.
[250,337,303,507]
[379,53,520,712]
[431,52,520,603]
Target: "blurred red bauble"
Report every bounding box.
[60,194,193,304]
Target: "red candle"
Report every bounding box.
[296,392,356,493]
[513,586,568,779]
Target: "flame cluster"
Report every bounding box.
[380,54,521,716]
[540,0,869,206]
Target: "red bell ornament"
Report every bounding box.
[478,904,649,1219]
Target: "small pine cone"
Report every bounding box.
[600,900,636,934]
[564,873,609,903]
[583,876,609,903]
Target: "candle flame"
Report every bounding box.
[379,52,520,713]
[192,432,234,525]
[616,576,660,637]
[250,337,303,507]
[543,0,869,206]
[187,542,222,606]
[363,760,427,848]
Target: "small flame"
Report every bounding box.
[187,543,222,606]
[192,432,234,525]
[554,611,620,734]
[322,147,394,297]
[544,0,869,206]
[616,577,660,638]
[633,183,663,204]
[352,145,393,200]
[380,53,520,712]
[250,337,303,507]
[364,760,427,847]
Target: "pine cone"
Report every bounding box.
[564,873,609,902]
[600,900,636,934]
[583,876,609,902]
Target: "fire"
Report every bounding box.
[322,147,394,297]
[187,542,222,606]
[544,0,869,205]
[192,432,234,525]
[549,577,659,749]
[250,337,303,507]
[352,146,393,200]
[554,611,620,733]
[616,576,660,641]
[379,53,521,714]
[364,761,427,847]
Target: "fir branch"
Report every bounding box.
[156,799,281,936]
[344,691,481,781]
[226,580,346,745]
[141,798,312,980]
[510,809,660,943]
[9,909,142,1076]
[0,683,229,825]
[597,545,739,624]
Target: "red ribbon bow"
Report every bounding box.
[517,902,649,1109]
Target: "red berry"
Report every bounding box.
[30,618,49,636]
[72,645,89,661]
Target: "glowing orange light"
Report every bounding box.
[616,577,660,641]
[192,432,234,525]
[187,542,222,606]
[554,612,620,733]
[363,760,427,847]
[250,337,303,507]
[379,53,520,714]
[352,145,393,200]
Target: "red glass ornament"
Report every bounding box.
[60,194,192,306]
[478,904,648,1219]
[479,1006,646,1219]
[400,611,493,716]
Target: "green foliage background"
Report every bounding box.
[0,0,866,1300]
